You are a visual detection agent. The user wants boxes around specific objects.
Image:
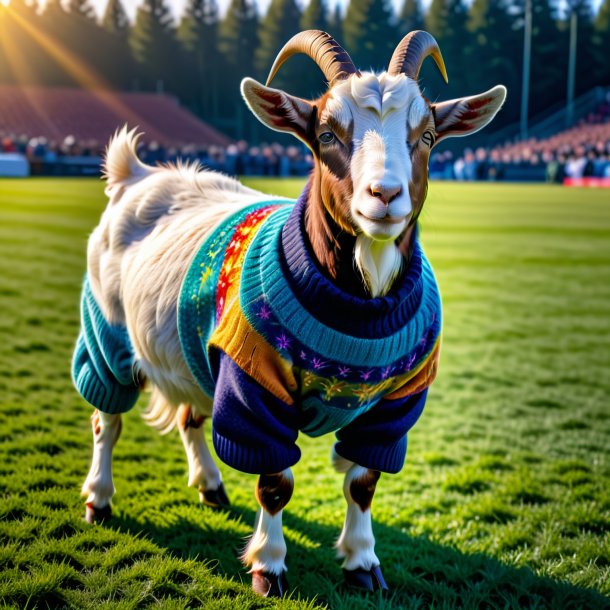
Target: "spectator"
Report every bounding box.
[1,100,609,181]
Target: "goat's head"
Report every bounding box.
[241,30,506,295]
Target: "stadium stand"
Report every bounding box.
[0,85,232,176]
[431,88,610,184]
[1,84,609,183]
[0,85,231,147]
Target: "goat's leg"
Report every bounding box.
[337,463,388,592]
[177,405,229,508]
[81,409,122,523]
[243,469,293,597]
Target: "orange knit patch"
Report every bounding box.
[209,301,297,405]
[382,337,441,401]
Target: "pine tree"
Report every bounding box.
[425,0,468,97]
[329,3,343,38]
[102,0,129,35]
[219,0,258,137]
[129,0,179,91]
[0,0,38,85]
[177,0,220,117]
[301,0,328,31]
[67,0,97,19]
[597,0,610,30]
[398,0,424,35]
[298,0,329,98]
[594,0,610,86]
[37,0,76,86]
[563,0,598,96]
[255,0,301,88]
[220,0,258,81]
[511,0,563,121]
[534,0,563,115]
[342,0,398,71]
[100,0,132,89]
[465,0,520,123]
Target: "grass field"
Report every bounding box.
[0,177,609,610]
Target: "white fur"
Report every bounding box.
[81,411,121,508]
[243,511,287,575]
[324,73,425,296]
[354,235,404,300]
[141,387,177,435]
[88,128,279,421]
[336,465,380,571]
[176,405,223,496]
[242,469,294,575]
[331,445,355,473]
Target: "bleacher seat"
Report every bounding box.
[0,85,232,147]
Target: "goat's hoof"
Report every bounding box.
[343,565,389,592]
[200,483,230,508]
[251,569,288,597]
[85,502,112,524]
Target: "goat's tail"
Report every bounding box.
[102,125,150,188]
[141,387,178,435]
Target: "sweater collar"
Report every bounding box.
[280,188,424,339]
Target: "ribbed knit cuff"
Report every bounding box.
[334,436,407,474]
[213,429,301,475]
[72,336,138,414]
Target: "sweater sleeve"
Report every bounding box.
[71,277,140,414]
[212,352,301,475]
[333,389,428,474]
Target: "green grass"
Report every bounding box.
[0,177,609,609]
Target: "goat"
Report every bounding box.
[73,30,506,597]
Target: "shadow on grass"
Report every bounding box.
[109,501,610,610]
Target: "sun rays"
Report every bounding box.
[0,5,143,130]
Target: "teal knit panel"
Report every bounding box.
[72,277,139,414]
[178,200,290,397]
[240,208,442,368]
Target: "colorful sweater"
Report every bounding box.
[72,189,442,475]
[178,191,442,474]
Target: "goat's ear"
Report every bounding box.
[241,77,314,143]
[432,85,507,144]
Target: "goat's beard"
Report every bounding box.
[354,235,403,297]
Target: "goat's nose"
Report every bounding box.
[369,182,402,205]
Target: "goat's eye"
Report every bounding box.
[318,132,335,144]
[421,130,436,148]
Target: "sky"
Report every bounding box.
[88,0,604,22]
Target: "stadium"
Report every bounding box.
[0,0,609,608]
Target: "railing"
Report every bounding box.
[522,87,609,141]
[439,86,610,152]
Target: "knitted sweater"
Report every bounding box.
[178,191,442,474]
[72,189,442,475]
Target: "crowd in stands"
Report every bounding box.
[430,98,610,183]
[2,96,609,181]
[0,132,314,177]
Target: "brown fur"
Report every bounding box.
[178,405,205,430]
[349,469,381,512]
[400,111,434,250]
[256,472,294,516]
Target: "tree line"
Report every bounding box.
[0,0,609,141]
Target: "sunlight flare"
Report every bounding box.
[7,10,143,127]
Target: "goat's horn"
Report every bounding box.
[388,30,448,84]
[266,30,360,88]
